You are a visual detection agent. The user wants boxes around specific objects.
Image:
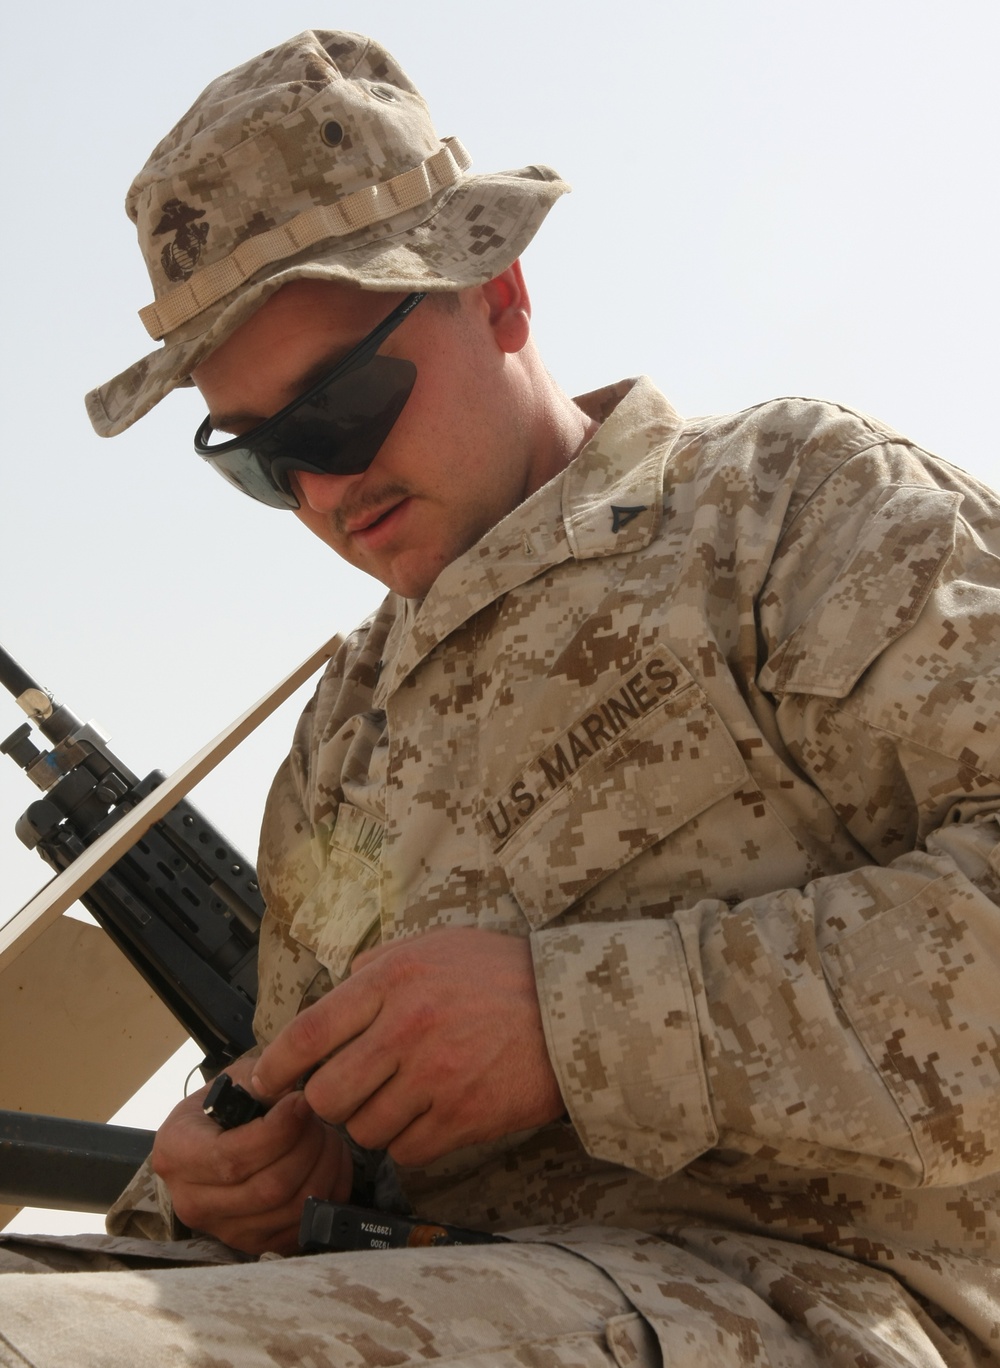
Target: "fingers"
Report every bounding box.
[293,944,511,1157]
[332,1081,475,1167]
[151,1084,351,1256]
[153,1087,302,1188]
[251,969,385,1102]
[200,1131,346,1256]
[175,1115,346,1255]
[252,928,565,1173]
[306,1064,427,1155]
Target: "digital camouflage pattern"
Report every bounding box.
[0,1233,656,1368]
[250,380,1000,1362]
[86,30,567,438]
[3,381,998,1366]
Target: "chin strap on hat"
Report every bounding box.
[138,137,472,342]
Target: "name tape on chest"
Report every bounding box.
[480,654,686,851]
[330,804,386,874]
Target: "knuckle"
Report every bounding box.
[150,1128,194,1182]
[212,1137,262,1188]
[288,1004,333,1060]
[170,1190,209,1231]
[302,1074,346,1124]
[384,993,440,1054]
[375,951,409,991]
[378,942,424,990]
[344,1114,380,1151]
[249,1168,294,1212]
[149,1141,172,1181]
[214,1153,248,1187]
[405,995,440,1036]
[387,1132,432,1169]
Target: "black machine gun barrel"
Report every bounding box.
[1,642,262,1073]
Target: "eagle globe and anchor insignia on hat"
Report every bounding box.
[153,199,210,284]
[86,30,570,438]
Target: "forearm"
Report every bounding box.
[533,806,1000,1189]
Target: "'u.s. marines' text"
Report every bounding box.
[481,656,682,850]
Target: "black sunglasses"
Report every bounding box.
[194,291,427,509]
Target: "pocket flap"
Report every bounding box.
[494,678,747,928]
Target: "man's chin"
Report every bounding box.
[374,551,449,601]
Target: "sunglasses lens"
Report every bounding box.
[204,451,302,509]
[197,354,417,507]
[264,355,417,477]
[195,291,426,508]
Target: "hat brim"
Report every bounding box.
[87,166,569,438]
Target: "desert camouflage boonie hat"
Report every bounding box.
[86,30,569,437]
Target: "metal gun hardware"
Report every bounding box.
[1,642,263,1075]
[201,1076,507,1252]
[202,1073,269,1129]
[299,1197,509,1252]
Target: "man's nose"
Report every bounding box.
[290,468,355,513]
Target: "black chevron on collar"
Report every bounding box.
[610,504,648,533]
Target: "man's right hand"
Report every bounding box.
[150,1055,351,1256]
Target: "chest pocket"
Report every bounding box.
[488,650,748,929]
[288,804,382,983]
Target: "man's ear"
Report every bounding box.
[481,261,531,354]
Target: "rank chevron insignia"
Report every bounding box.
[610,504,648,533]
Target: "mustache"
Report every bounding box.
[333,481,411,535]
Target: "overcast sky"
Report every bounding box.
[2,0,997,1233]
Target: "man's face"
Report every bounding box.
[192,275,551,598]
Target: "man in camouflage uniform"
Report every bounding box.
[1,29,998,1368]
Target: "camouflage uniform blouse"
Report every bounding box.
[255,378,1000,1362]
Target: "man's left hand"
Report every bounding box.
[251,928,565,1168]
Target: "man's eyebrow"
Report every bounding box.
[210,343,354,434]
[296,343,356,392]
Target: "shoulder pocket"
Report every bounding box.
[759,485,961,699]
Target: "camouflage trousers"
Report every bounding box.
[0,1226,985,1367]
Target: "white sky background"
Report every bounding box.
[1,1,996,1234]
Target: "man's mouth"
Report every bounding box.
[346,501,400,534]
[344,497,410,544]
[338,482,411,538]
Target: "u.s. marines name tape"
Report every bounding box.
[481,654,684,851]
